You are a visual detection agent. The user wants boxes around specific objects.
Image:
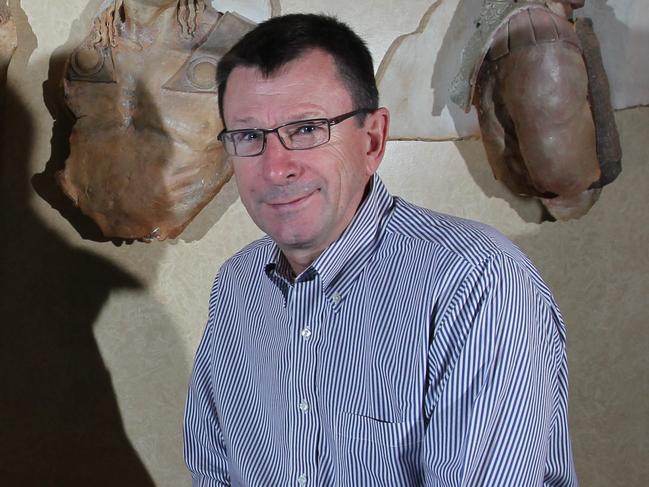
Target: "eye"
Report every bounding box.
[232,130,261,144]
[287,122,326,138]
[296,124,318,135]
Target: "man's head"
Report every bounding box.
[217,14,389,274]
[217,13,378,122]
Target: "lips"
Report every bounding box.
[263,184,320,209]
[267,190,316,209]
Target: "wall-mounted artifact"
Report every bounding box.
[57,1,255,240]
[378,0,635,220]
[379,0,647,141]
[451,0,620,220]
[0,0,17,89]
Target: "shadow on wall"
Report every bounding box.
[453,137,546,222]
[1,2,191,485]
[0,77,156,487]
[430,0,475,119]
[581,0,639,110]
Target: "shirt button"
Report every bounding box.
[299,400,309,412]
[331,292,342,304]
[297,473,307,485]
[300,327,312,338]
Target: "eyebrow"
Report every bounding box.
[231,111,327,129]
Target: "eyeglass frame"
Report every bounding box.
[217,108,375,157]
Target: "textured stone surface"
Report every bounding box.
[377,0,481,140]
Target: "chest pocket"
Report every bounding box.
[336,412,424,486]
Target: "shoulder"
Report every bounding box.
[386,201,566,345]
[386,197,529,269]
[205,236,274,312]
[218,235,275,279]
[383,198,559,309]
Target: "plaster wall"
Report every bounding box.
[1,1,647,486]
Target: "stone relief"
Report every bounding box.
[0,0,17,90]
[378,0,641,220]
[57,0,256,241]
[379,0,648,140]
[461,0,620,220]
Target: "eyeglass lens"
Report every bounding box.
[224,119,331,157]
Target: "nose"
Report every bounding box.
[259,132,302,184]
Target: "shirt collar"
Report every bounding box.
[264,173,393,293]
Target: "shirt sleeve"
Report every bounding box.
[422,254,577,486]
[183,275,231,487]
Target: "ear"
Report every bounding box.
[362,107,390,175]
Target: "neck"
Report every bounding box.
[283,248,324,277]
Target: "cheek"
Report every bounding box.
[325,141,364,175]
[330,135,371,176]
[329,147,370,190]
[234,170,259,206]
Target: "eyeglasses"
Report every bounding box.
[217,108,374,157]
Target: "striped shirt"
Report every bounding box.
[184,174,577,486]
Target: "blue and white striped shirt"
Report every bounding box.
[184,175,577,486]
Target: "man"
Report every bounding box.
[184,13,577,486]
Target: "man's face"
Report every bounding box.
[222,49,383,268]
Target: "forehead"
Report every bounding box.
[222,49,354,126]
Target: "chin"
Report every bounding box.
[272,231,314,249]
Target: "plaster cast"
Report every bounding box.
[381,0,622,220]
[58,0,254,240]
[471,1,620,220]
[378,0,648,141]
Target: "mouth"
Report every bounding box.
[267,189,318,210]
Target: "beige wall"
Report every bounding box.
[1,1,647,485]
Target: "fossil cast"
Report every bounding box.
[0,0,17,90]
[450,0,620,220]
[58,0,255,240]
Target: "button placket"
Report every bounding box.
[289,277,321,486]
[299,399,310,412]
